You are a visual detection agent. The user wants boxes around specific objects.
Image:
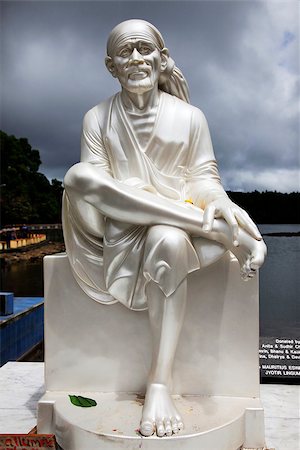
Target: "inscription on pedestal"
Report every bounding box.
[0,435,57,450]
[259,337,300,381]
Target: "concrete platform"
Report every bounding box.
[0,362,299,449]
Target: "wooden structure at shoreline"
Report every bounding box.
[0,233,47,251]
[0,224,62,251]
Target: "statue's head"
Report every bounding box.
[105,19,169,95]
[105,19,190,102]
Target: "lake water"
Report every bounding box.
[1,224,299,339]
[258,224,299,339]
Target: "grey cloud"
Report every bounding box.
[1,0,299,192]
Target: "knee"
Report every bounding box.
[144,226,194,295]
[146,225,189,255]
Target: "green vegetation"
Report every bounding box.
[0,131,63,226]
[0,131,299,226]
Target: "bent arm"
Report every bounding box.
[64,160,249,253]
[64,162,261,258]
[64,162,206,237]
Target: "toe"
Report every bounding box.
[171,417,179,434]
[164,419,172,436]
[241,258,252,280]
[246,263,257,279]
[140,419,154,437]
[177,419,184,431]
[156,419,165,437]
[250,262,259,270]
[240,269,249,280]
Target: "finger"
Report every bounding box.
[238,211,262,240]
[203,205,216,232]
[222,209,239,245]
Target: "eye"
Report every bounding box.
[139,45,153,55]
[118,47,132,58]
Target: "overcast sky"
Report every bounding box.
[1,0,299,192]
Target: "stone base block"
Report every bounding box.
[41,253,260,397]
[38,392,265,450]
[38,252,266,449]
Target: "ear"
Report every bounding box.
[105,56,117,78]
[160,47,170,72]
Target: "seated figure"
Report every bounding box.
[63,19,266,438]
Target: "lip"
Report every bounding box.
[128,71,149,80]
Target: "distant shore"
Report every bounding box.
[1,230,299,265]
[262,231,300,237]
[0,242,65,264]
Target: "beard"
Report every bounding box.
[120,74,157,95]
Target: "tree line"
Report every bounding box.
[0,131,299,226]
[1,131,63,225]
[227,191,299,224]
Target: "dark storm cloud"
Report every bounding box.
[1,0,299,191]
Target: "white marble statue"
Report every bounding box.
[63,19,266,438]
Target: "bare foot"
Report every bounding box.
[229,228,267,280]
[139,383,183,437]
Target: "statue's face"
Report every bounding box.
[108,37,163,94]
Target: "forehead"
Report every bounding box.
[115,37,156,49]
[108,22,163,56]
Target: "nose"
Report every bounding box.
[130,48,144,64]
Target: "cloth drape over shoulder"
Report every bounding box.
[63,92,226,310]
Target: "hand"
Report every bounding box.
[202,198,262,245]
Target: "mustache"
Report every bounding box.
[125,63,151,74]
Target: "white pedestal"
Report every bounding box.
[38,252,266,449]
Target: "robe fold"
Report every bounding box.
[63,91,226,310]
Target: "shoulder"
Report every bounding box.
[161,92,207,125]
[82,94,116,131]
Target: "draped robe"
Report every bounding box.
[63,91,227,310]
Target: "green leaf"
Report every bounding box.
[69,395,97,407]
